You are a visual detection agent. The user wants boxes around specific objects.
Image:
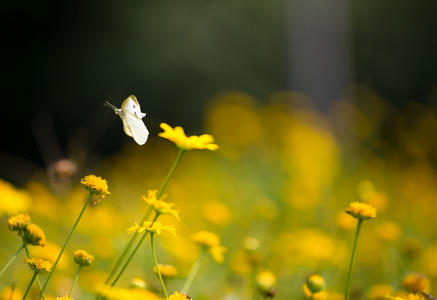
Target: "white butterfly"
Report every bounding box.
[105,95,149,145]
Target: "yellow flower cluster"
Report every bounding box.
[143,190,179,220]
[24,257,53,273]
[55,296,75,300]
[344,201,377,220]
[159,123,219,151]
[167,291,192,300]
[402,273,430,294]
[73,250,94,267]
[192,230,227,263]
[127,221,177,236]
[7,213,31,231]
[80,175,110,199]
[22,223,46,247]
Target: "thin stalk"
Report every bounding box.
[39,191,93,299]
[110,214,160,287]
[151,233,168,298]
[21,238,46,300]
[182,249,207,293]
[69,266,82,297]
[157,149,185,198]
[22,271,38,300]
[0,244,24,278]
[345,219,363,300]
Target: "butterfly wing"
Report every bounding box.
[123,111,149,145]
[121,95,146,119]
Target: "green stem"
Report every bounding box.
[157,149,185,198]
[21,238,46,300]
[0,244,24,278]
[69,266,82,297]
[345,219,363,300]
[110,214,160,287]
[151,233,168,298]
[22,271,38,300]
[182,249,207,293]
[39,191,94,299]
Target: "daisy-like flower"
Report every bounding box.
[127,221,177,236]
[153,264,178,279]
[402,273,430,294]
[7,213,31,231]
[345,201,376,220]
[22,223,46,246]
[80,175,110,200]
[55,296,75,300]
[167,291,192,300]
[73,250,94,267]
[159,123,219,151]
[143,190,180,220]
[24,257,53,274]
[192,230,227,263]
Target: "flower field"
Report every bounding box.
[2,86,437,300]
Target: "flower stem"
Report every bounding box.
[40,191,94,299]
[69,266,82,297]
[182,249,207,293]
[0,244,24,278]
[21,238,46,300]
[345,219,363,300]
[151,233,168,298]
[110,214,159,287]
[23,271,38,300]
[157,149,185,198]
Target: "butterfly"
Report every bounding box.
[105,95,149,145]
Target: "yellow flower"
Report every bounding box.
[0,286,24,300]
[386,294,424,300]
[143,190,179,220]
[192,230,227,263]
[130,278,147,289]
[22,223,46,246]
[7,213,31,231]
[73,250,94,267]
[303,283,328,300]
[167,291,192,300]
[368,283,394,300]
[0,178,31,217]
[402,273,430,293]
[153,264,178,278]
[80,175,110,200]
[24,257,53,273]
[306,274,325,294]
[375,221,402,243]
[127,221,177,236]
[55,296,75,300]
[344,201,376,220]
[159,123,219,151]
[98,285,161,300]
[256,271,276,297]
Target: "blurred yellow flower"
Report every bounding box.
[368,283,394,300]
[345,201,376,220]
[375,221,402,243]
[256,270,276,297]
[80,175,110,200]
[0,178,31,216]
[306,274,325,293]
[143,190,179,220]
[130,278,147,290]
[402,273,430,293]
[167,291,192,300]
[303,283,328,300]
[0,286,24,300]
[201,201,231,226]
[98,285,161,300]
[159,123,218,151]
[153,264,178,278]
[192,230,227,263]
[55,296,74,300]
[22,223,46,246]
[127,221,177,236]
[386,294,424,300]
[7,213,31,231]
[73,250,94,267]
[23,257,53,273]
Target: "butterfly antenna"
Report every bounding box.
[104,101,117,110]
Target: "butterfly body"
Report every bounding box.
[105,95,149,145]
